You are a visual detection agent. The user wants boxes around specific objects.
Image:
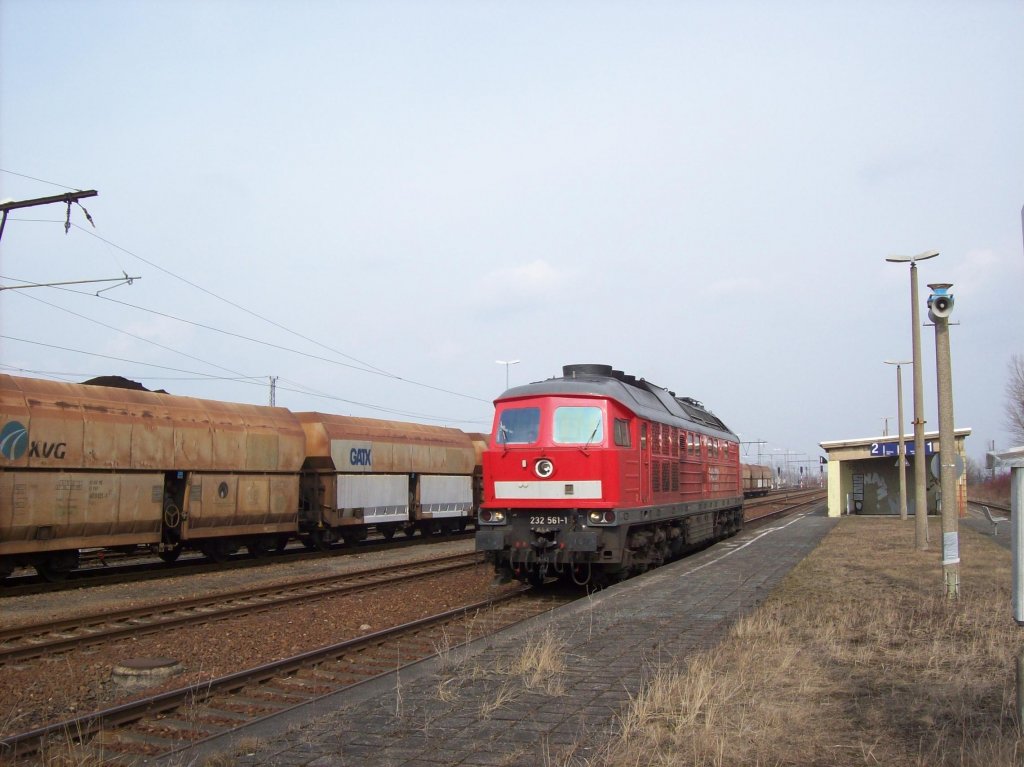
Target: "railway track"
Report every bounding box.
[0,493,824,762]
[0,528,474,597]
[744,488,826,523]
[2,587,573,764]
[0,553,481,665]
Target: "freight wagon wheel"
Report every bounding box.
[378,524,398,541]
[246,536,276,558]
[303,529,333,551]
[158,546,182,563]
[35,552,79,583]
[0,560,15,582]
[275,535,290,552]
[341,530,367,547]
[201,541,235,562]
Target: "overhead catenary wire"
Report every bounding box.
[8,287,251,380]
[4,218,490,405]
[1,170,492,414]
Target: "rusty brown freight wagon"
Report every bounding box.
[296,413,478,546]
[742,463,773,497]
[0,374,305,579]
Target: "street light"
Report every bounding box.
[884,359,912,521]
[495,359,520,390]
[886,249,938,549]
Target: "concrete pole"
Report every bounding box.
[895,363,908,521]
[932,306,959,599]
[910,262,930,549]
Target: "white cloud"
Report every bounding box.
[473,259,569,310]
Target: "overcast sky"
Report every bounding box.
[1,1,1021,471]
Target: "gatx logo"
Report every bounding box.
[349,447,372,466]
[0,421,67,461]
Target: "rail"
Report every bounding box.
[1,587,575,762]
[0,553,481,665]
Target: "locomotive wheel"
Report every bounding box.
[527,571,548,588]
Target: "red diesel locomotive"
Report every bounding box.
[476,364,744,587]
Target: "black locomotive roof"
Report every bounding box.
[497,364,737,440]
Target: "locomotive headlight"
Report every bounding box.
[534,458,554,478]
[588,510,616,525]
[480,509,506,525]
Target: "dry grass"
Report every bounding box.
[599,517,1024,767]
[495,625,568,696]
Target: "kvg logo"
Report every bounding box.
[0,421,28,460]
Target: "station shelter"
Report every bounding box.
[819,428,971,518]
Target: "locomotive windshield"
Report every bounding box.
[495,407,540,445]
[553,406,604,445]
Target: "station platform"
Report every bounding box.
[163,506,835,767]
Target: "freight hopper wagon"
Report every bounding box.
[295,413,479,547]
[0,374,304,579]
[742,463,774,497]
[476,364,743,587]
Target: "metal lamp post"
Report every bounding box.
[495,359,520,390]
[886,250,938,549]
[884,360,912,521]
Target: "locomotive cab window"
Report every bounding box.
[553,406,604,445]
[613,418,631,447]
[496,407,540,445]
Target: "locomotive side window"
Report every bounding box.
[553,406,604,445]
[496,407,541,445]
[613,418,631,447]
